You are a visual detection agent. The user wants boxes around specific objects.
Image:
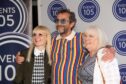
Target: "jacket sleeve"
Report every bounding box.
[97,48,121,84]
[13,62,24,84]
[13,49,28,84]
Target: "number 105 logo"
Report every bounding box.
[112,30,126,56]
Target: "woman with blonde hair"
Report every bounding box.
[78,25,120,84]
[14,25,51,84]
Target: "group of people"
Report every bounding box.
[13,9,121,84]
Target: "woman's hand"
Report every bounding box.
[102,46,115,62]
[16,52,25,64]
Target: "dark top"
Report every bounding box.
[13,48,51,84]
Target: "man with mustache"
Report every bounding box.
[16,9,115,84]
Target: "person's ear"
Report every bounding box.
[70,22,75,29]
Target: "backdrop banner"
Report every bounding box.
[0,0,32,83]
[38,0,126,84]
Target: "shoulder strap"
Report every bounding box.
[96,56,105,84]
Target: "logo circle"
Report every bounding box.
[0,32,31,47]
[112,0,126,21]
[0,0,28,33]
[0,32,31,83]
[47,0,67,22]
[119,64,126,83]
[78,0,100,22]
[112,30,126,56]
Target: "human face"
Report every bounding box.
[56,13,72,36]
[32,30,47,48]
[83,29,99,53]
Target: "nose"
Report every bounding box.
[34,36,39,40]
[56,21,62,25]
[34,35,39,38]
[34,35,41,40]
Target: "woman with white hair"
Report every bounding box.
[78,25,120,84]
[13,25,52,84]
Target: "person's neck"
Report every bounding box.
[89,51,97,57]
[60,30,72,39]
[36,46,45,51]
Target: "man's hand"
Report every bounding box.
[16,52,25,64]
[102,45,115,62]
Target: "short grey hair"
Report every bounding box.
[84,25,108,49]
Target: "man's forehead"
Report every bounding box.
[57,13,70,18]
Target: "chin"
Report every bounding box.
[58,29,64,33]
[58,31,65,35]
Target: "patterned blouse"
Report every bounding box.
[78,54,96,84]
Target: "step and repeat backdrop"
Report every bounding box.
[0,0,126,84]
[37,0,126,84]
[0,0,32,83]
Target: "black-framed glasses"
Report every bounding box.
[55,19,70,25]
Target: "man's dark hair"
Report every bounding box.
[56,9,77,30]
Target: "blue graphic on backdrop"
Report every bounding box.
[112,30,126,56]
[0,0,28,33]
[0,32,31,83]
[47,0,67,22]
[0,0,30,83]
[78,0,100,22]
[113,0,126,21]
[119,64,126,84]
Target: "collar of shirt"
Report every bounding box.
[34,47,45,56]
[56,30,76,40]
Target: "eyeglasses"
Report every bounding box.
[55,19,70,25]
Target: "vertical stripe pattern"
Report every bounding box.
[51,33,84,84]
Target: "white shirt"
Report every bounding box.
[56,30,76,40]
[34,47,45,56]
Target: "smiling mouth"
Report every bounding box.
[57,25,64,30]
